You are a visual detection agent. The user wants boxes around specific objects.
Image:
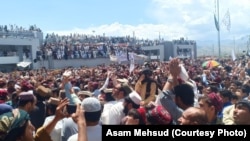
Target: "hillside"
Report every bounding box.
[196,38,249,57]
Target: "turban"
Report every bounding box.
[0,109,30,140]
[207,92,223,112]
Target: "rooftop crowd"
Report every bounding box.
[0,24,42,38]
[40,33,163,61]
[0,24,164,62]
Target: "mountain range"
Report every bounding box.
[196,37,250,57]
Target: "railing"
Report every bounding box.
[0,31,35,38]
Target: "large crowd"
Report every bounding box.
[0,54,250,141]
[0,25,250,141]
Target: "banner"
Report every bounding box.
[110,52,148,63]
[17,61,31,68]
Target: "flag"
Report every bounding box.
[222,9,231,32]
[129,62,135,74]
[214,14,220,31]
[129,53,135,74]
[231,49,236,61]
[179,64,189,81]
[109,55,118,62]
[237,63,241,68]
[169,56,172,61]
[127,49,130,61]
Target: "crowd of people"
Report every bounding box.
[0,24,165,63]
[0,54,250,140]
[0,24,42,38]
[40,33,163,61]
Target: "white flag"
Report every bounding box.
[129,53,135,73]
[237,63,241,68]
[231,49,236,61]
[110,55,118,62]
[222,9,231,32]
[129,61,135,74]
[179,64,189,81]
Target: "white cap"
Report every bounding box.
[129,91,141,105]
[46,97,60,105]
[28,90,33,94]
[14,84,21,90]
[78,91,93,97]
[117,78,129,84]
[103,88,113,93]
[81,97,101,112]
[84,84,88,89]
[24,75,29,79]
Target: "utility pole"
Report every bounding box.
[212,44,215,57]
[233,36,236,57]
[247,35,250,55]
[217,0,221,58]
[234,36,235,51]
[159,32,161,41]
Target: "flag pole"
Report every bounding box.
[217,0,221,58]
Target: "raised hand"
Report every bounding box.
[71,104,86,126]
[138,74,145,82]
[55,98,70,120]
[169,58,181,77]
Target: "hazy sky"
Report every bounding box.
[1,0,250,43]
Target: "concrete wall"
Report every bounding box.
[36,58,145,69]
[37,58,114,69]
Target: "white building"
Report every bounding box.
[0,31,43,72]
[141,38,197,61]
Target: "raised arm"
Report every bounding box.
[163,58,180,92]
[35,98,69,141]
[72,104,87,141]
[99,71,111,91]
